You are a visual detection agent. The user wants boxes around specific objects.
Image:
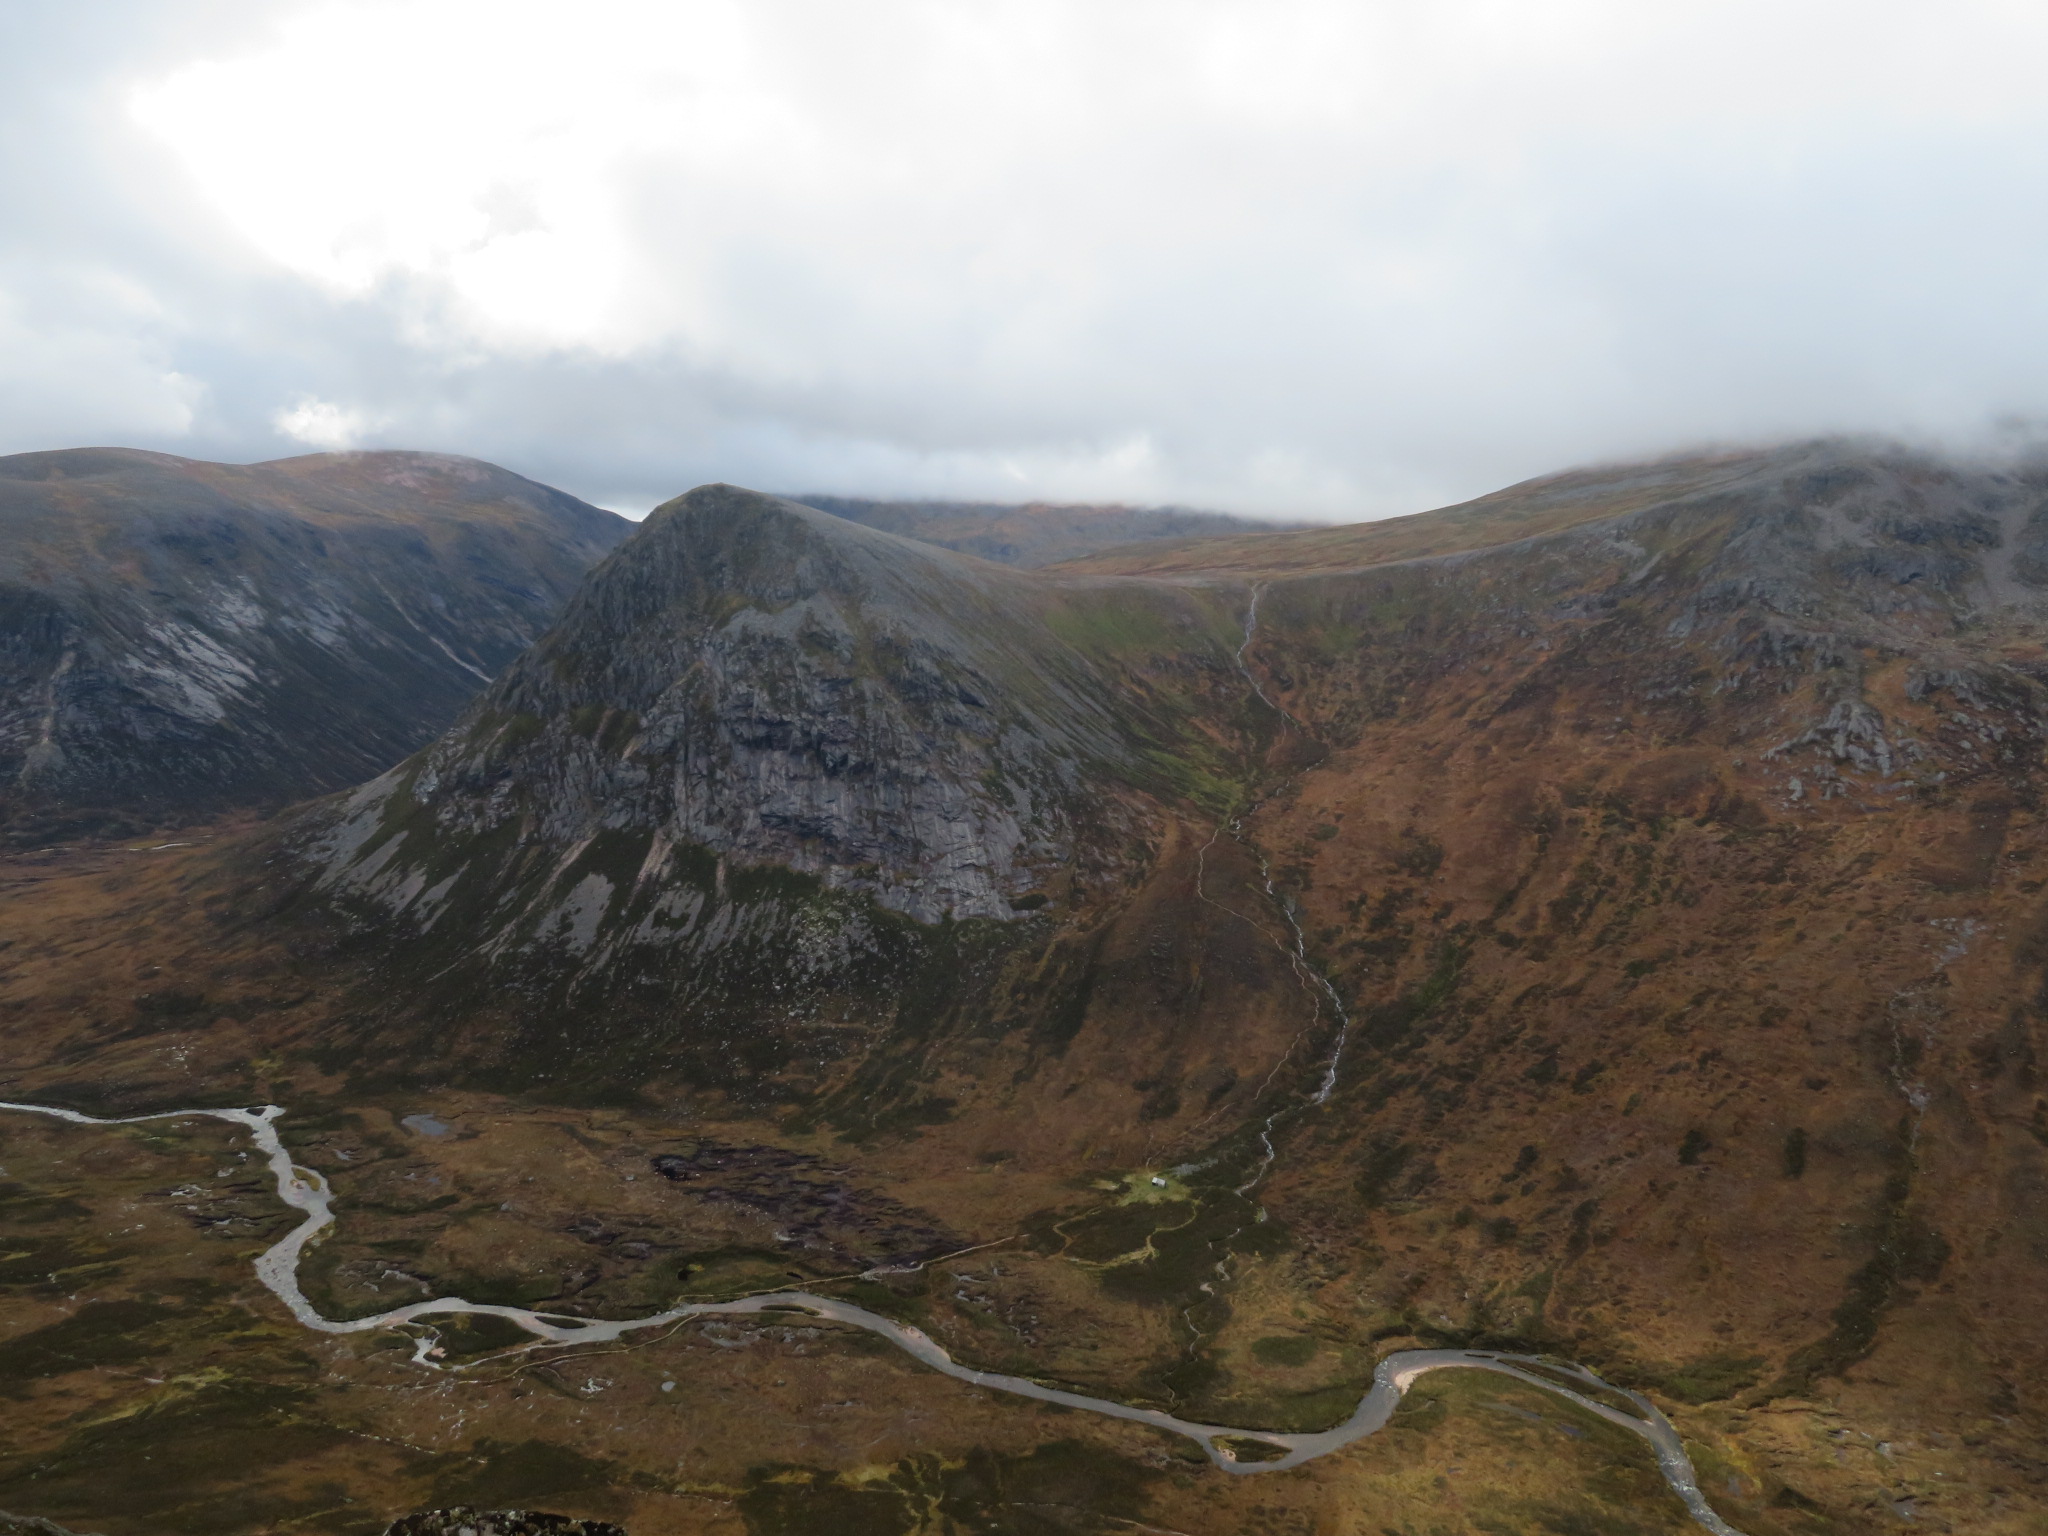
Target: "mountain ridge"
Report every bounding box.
[301,484,1242,925]
[0,447,631,837]
[785,491,1316,567]
[264,484,1293,1110]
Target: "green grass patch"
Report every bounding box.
[1250,1333,1320,1367]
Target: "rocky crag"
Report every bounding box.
[0,447,628,838]
[279,484,1282,1105]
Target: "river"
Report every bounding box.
[0,1098,1744,1534]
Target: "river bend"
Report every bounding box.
[0,1100,1745,1536]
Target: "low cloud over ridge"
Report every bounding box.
[7,0,2048,517]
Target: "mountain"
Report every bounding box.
[8,438,2048,1535]
[0,447,630,838]
[279,483,1297,1111]
[787,492,1314,566]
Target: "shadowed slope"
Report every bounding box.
[0,447,629,833]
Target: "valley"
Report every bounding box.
[0,1094,1744,1532]
[4,442,2048,1534]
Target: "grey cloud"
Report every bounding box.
[6,2,2048,519]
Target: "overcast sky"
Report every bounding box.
[6,1,2048,518]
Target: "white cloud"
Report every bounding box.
[272,395,368,448]
[0,263,203,447]
[8,1,2048,513]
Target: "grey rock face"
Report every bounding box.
[1317,438,2048,800]
[1626,441,2048,634]
[1622,445,2048,781]
[308,486,1225,937]
[0,447,628,830]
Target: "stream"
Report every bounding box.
[0,1098,1744,1535]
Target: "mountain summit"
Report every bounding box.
[307,484,1242,923]
[287,483,1290,1104]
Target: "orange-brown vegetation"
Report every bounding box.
[6,442,2048,1534]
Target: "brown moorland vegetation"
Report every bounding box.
[5,440,2048,1534]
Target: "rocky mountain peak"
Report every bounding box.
[305,485,1235,948]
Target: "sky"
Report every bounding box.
[6,2,2048,519]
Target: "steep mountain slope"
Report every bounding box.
[789,492,1312,566]
[0,448,629,835]
[279,485,1311,1116]
[1168,440,2048,1495]
[309,485,1228,924]
[10,439,2048,1534]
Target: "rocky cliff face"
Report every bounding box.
[283,486,1256,1095]
[306,485,1241,921]
[0,448,628,834]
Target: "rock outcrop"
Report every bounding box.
[303,485,1240,929]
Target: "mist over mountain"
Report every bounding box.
[0,447,629,839]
